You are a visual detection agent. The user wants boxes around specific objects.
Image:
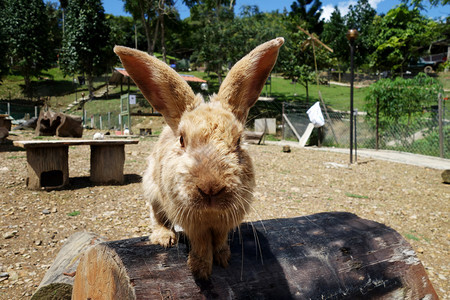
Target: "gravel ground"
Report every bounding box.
[0,131,448,299]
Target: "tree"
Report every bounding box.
[289,0,324,35]
[123,0,179,60]
[60,0,110,96]
[321,6,348,81]
[3,0,54,94]
[189,0,237,84]
[0,0,10,80]
[401,0,449,7]
[345,0,377,67]
[369,5,436,74]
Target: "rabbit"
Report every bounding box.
[114,37,284,279]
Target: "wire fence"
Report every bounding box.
[3,97,449,159]
[282,101,449,159]
[248,99,449,159]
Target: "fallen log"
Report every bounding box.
[71,212,438,299]
[31,232,105,299]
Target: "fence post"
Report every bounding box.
[376,97,379,150]
[7,102,10,116]
[99,116,103,131]
[35,106,38,118]
[282,102,285,140]
[91,115,94,129]
[108,112,111,130]
[438,93,444,158]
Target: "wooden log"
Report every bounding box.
[72,212,438,299]
[56,113,83,138]
[0,127,8,142]
[31,232,105,299]
[90,144,125,184]
[36,109,60,136]
[26,145,69,190]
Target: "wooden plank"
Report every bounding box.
[13,139,139,148]
[72,212,437,299]
[299,123,314,147]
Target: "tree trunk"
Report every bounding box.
[139,1,152,54]
[31,232,105,299]
[72,212,438,299]
[150,17,160,55]
[160,3,166,64]
[305,82,309,101]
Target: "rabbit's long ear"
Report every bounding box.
[114,46,199,131]
[216,37,284,123]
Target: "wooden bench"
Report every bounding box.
[13,139,139,190]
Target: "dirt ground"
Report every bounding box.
[0,131,448,299]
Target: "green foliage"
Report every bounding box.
[369,5,435,73]
[2,0,55,92]
[321,7,349,74]
[364,73,443,148]
[345,0,377,67]
[0,1,9,79]
[60,0,110,94]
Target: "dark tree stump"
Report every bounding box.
[36,109,83,137]
[72,212,438,299]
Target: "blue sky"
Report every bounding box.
[103,0,449,21]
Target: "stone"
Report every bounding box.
[42,209,50,215]
[282,145,291,153]
[3,231,18,239]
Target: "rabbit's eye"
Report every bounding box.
[180,135,185,148]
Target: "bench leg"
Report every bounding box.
[26,146,69,190]
[90,145,125,184]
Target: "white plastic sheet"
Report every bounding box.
[306,101,325,128]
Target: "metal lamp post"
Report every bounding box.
[346,29,358,164]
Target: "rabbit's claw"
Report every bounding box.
[150,227,177,248]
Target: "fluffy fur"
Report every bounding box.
[114,37,284,279]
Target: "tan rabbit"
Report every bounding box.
[114,37,284,279]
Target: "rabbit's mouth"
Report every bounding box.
[197,186,226,208]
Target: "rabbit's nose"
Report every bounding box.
[197,184,225,197]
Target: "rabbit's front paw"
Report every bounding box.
[214,244,230,268]
[188,253,213,280]
[150,227,177,247]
